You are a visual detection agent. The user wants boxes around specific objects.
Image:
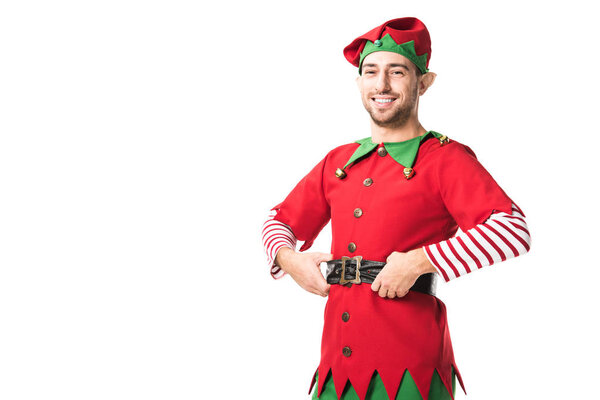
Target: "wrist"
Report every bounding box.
[275,247,296,273]
[412,248,438,275]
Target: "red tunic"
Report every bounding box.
[271,134,515,400]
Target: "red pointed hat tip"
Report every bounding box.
[343,17,432,68]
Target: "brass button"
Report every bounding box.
[363,178,373,186]
[342,312,350,322]
[342,346,352,357]
[335,168,347,179]
[354,208,363,218]
[348,242,356,252]
[377,147,387,157]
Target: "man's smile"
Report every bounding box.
[371,96,397,108]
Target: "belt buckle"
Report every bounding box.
[340,256,362,285]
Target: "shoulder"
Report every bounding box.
[296,141,361,176]
[428,136,502,189]
[327,141,362,155]
[322,140,362,163]
[426,136,479,164]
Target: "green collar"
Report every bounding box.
[343,130,443,170]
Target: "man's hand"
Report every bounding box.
[275,247,333,297]
[371,248,438,299]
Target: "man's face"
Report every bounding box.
[357,51,422,129]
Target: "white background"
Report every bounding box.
[1,0,598,399]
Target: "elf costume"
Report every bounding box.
[263,17,530,400]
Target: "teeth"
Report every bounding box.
[374,98,394,103]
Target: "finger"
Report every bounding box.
[371,276,381,291]
[310,286,327,297]
[318,282,331,297]
[378,288,388,298]
[386,290,397,299]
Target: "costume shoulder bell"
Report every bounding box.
[335,131,451,181]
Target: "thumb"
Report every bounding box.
[315,253,334,263]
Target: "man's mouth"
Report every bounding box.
[371,97,396,107]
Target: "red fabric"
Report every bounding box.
[269,155,330,252]
[343,17,432,68]
[270,136,515,400]
[436,143,518,232]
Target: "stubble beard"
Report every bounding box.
[365,85,419,129]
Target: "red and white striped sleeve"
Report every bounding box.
[262,209,297,279]
[263,203,531,282]
[423,202,531,282]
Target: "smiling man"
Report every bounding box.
[262,17,531,400]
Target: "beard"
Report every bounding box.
[364,85,419,129]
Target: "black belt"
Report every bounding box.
[326,256,437,296]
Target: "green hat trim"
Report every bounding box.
[359,34,429,75]
[342,131,443,170]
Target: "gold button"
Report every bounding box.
[342,312,350,322]
[377,147,387,157]
[363,178,373,186]
[335,168,347,179]
[342,346,352,357]
[354,208,363,218]
[348,242,356,252]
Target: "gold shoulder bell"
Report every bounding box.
[335,168,347,179]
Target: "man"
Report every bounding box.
[262,17,531,400]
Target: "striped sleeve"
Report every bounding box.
[423,202,531,282]
[262,209,297,279]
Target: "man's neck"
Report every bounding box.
[370,119,427,143]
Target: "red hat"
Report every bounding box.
[343,17,432,74]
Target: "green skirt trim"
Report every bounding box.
[311,368,456,400]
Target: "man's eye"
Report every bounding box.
[391,71,405,75]
[364,70,375,74]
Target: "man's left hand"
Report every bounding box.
[371,248,438,299]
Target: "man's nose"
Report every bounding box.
[375,73,391,92]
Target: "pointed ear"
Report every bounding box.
[418,72,437,95]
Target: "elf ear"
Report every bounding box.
[419,72,437,95]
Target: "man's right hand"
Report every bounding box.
[275,247,333,297]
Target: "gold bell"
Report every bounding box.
[335,168,347,179]
[403,167,415,180]
[438,135,450,146]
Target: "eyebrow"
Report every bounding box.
[363,63,410,70]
